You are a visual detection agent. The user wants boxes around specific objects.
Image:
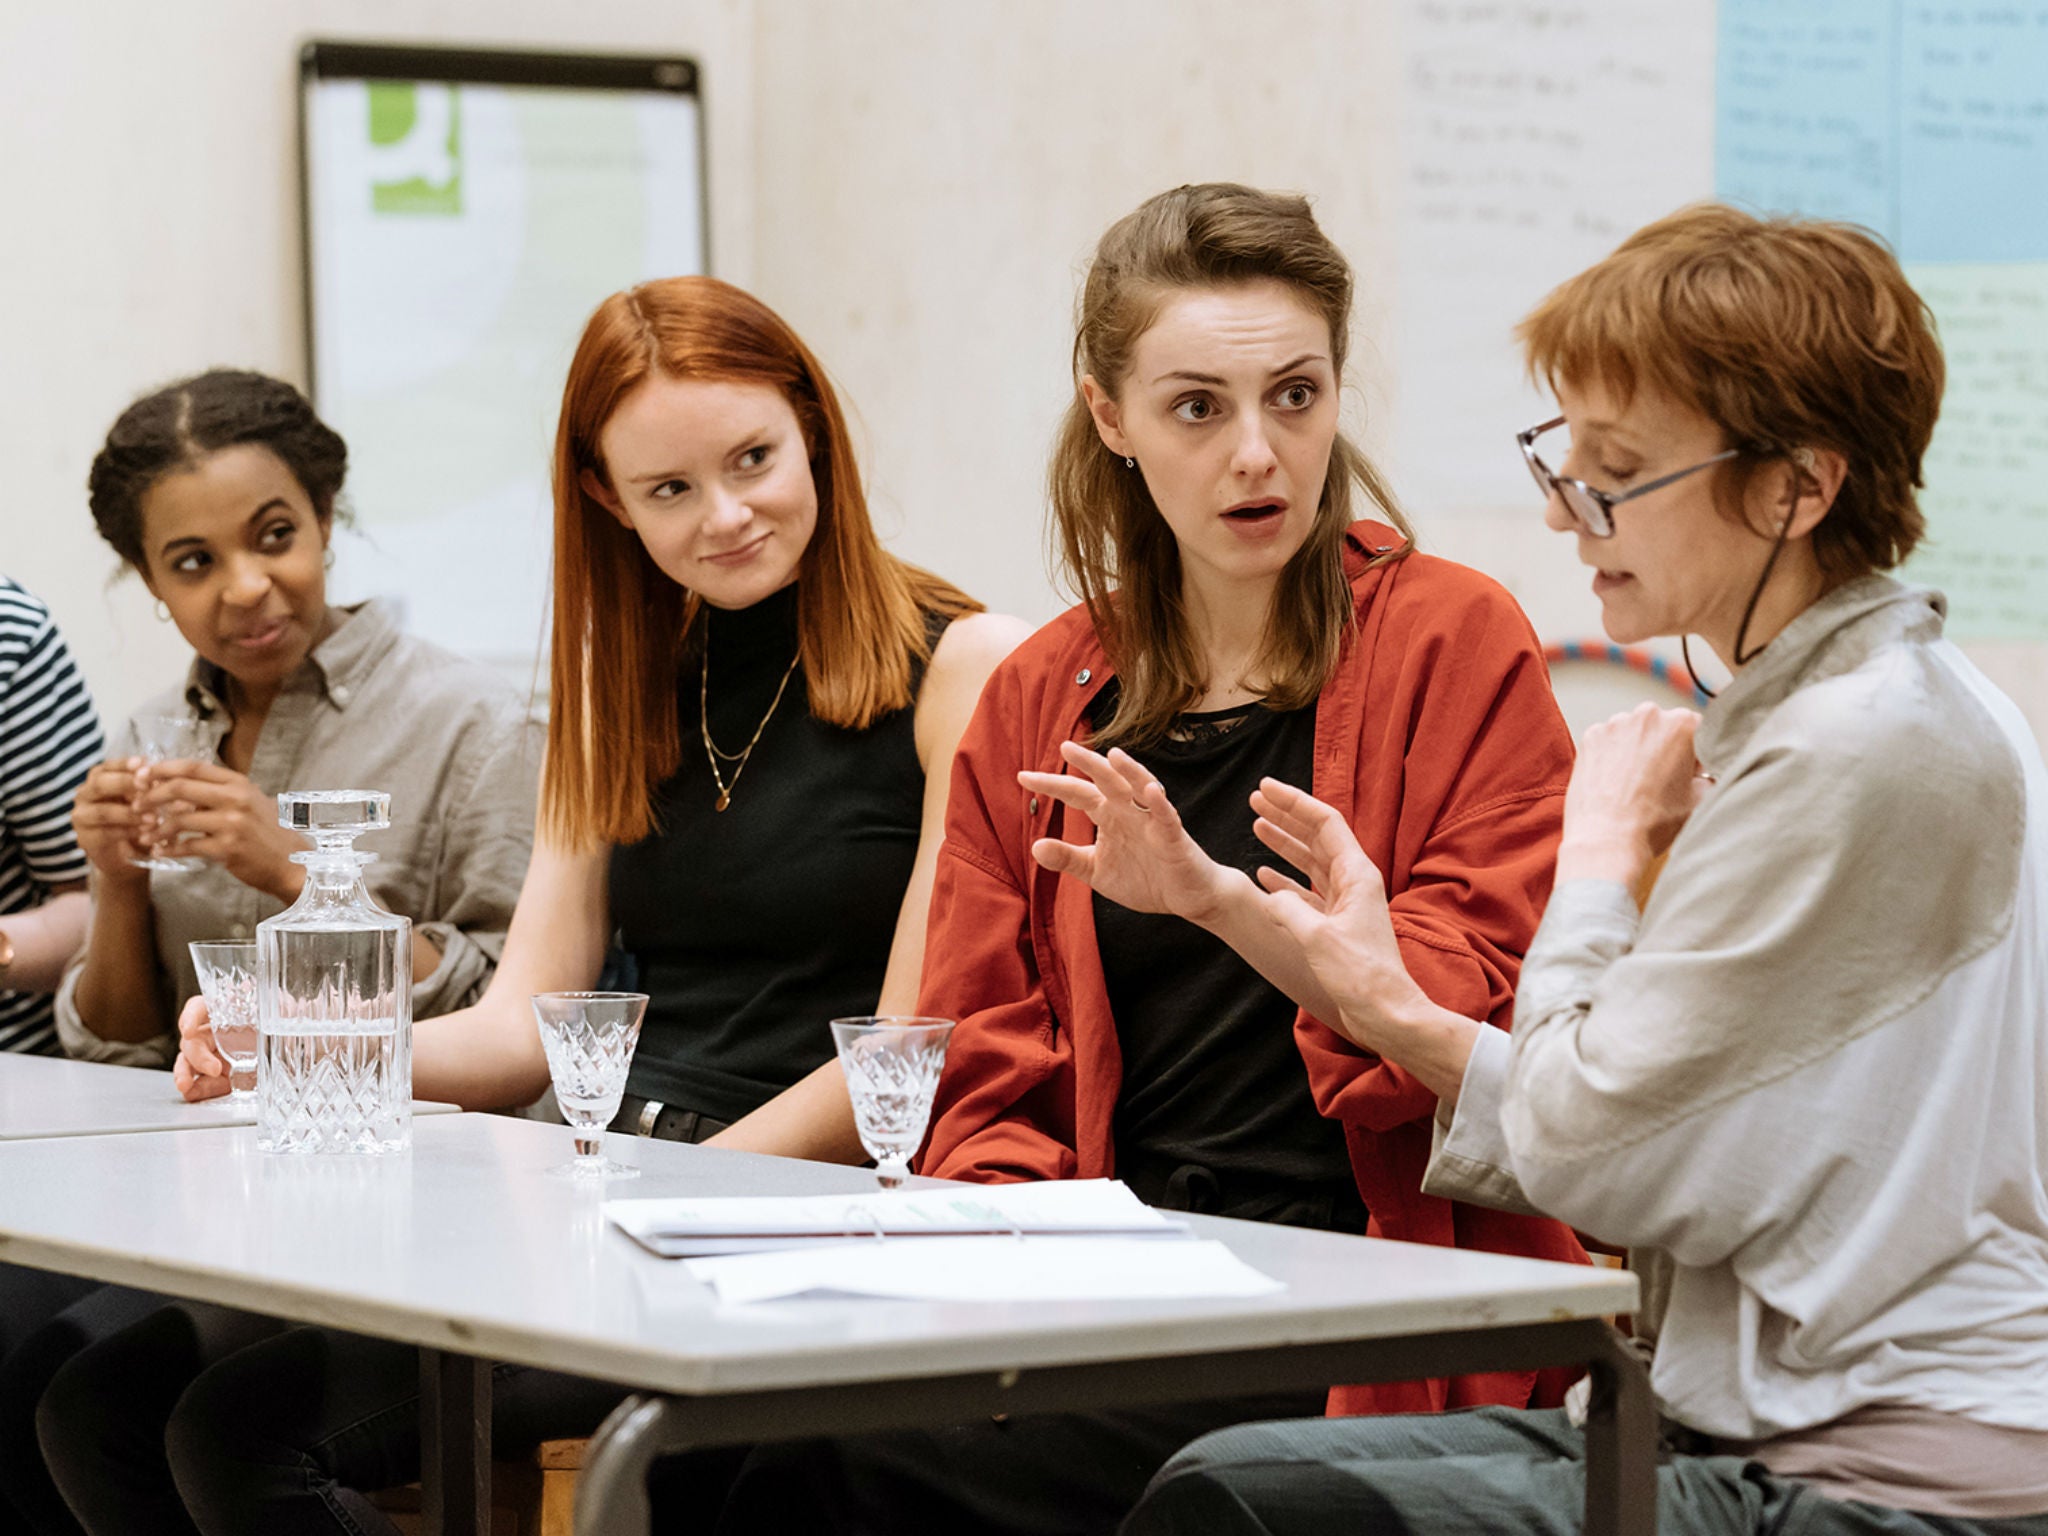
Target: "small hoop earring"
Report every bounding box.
[153,599,171,623]
[1124,456,1136,470]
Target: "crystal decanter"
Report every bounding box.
[255,791,412,1154]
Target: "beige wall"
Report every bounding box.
[2,0,756,732]
[749,0,1402,635]
[6,0,2044,746]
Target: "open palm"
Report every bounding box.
[1248,776,1425,1050]
[1019,741,1239,922]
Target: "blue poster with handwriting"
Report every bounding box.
[1717,2,2048,638]
[1717,2,2048,262]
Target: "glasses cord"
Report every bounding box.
[1681,488,1798,703]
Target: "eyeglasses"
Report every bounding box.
[1516,416,1741,538]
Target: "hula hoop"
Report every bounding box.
[1541,639,1708,706]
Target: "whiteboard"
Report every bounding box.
[300,42,708,679]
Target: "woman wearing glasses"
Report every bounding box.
[1127,205,2048,1532]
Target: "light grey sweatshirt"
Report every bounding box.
[1429,578,2048,1500]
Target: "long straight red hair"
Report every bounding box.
[544,276,980,849]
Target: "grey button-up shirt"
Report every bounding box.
[57,600,541,1065]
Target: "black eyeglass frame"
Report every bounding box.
[1516,416,1743,538]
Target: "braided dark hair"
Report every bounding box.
[87,370,349,571]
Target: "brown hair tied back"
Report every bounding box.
[87,370,349,573]
[1047,183,1411,751]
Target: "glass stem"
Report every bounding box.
[574,1134,603,1161]
[877,1159,909,1190]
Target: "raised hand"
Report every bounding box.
[172,994,233,1103]
[1248,776,1429,1054]
[72,758,151,882]
[1557,703,1703,889]
[1018,740,1240,923]
[139,760,308,903]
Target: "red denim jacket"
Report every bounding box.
[916,525,1588,1414]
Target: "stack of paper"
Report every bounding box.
[606,1179,1288,1303]
[682,1235,1286,1304]
[605,1179,1188,1258]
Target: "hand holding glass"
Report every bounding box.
[188,941,259,1107]
[830,1017,955,1190]
[131,714,219,872]
[534,992,648,1180]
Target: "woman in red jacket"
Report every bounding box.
[715,183,1586,1535]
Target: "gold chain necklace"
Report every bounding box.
[699,638,802,812]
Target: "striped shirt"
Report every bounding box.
[0,580,102,1054]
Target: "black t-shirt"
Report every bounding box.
[607,585,943,1123]
[1091,686,1367,1234]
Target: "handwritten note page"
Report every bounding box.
[1389,0,1717,512]
[1716,1,1897,234]
[1716,2,2048,637]
[1900,265,2048,635]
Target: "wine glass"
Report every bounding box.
[533,992,649,1180]
[189,941,260,1108]
[829,1017,955,1189]
[131,713,220,872]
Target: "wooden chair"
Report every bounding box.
[531,1438,588,1534]
[370,1440,585,1536]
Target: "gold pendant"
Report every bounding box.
[714,792,730,812]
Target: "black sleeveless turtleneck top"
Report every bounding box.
[607,584,944,1123]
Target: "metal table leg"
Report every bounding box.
[420,1347,492,1536]
[575,1320,1659,1536]
[578,1396,672,1535]
[1582,1327,1659,1536]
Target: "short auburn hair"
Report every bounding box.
[1518,203,1944,582]
[545,276,980,849]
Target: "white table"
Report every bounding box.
[0,1053,458,1139]
[0,1113,1651,1536]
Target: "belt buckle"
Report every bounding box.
[635,1098,666,1138]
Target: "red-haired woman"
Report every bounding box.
[45,277,1026,1536]
[172,275,1026,1150]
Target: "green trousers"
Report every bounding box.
[1123,1407,2048,1536]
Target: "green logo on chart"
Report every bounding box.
[368,82,462,216]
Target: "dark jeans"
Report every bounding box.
[1121,1407,2048,1536]
[35,1296,284,1536]
[0,1277,252,1536]
[710,1391,1332,1536]
[159,1328,625,1536]
[0,1265,109,1535]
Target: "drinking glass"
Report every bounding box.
[829,1017,955,1190]
[189,941,260,1108]
[131,713,220,872]
[533,992,649,1180]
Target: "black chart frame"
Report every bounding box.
[296,39,709,407]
